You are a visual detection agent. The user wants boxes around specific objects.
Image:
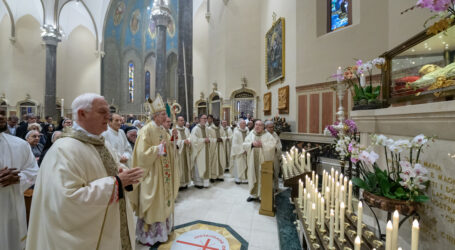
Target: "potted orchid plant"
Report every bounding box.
[350,133,434,214]
[335,58,386,110]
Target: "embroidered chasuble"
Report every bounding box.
[242,131,275,197]
[190,124,212,181]
[26,128,135,250]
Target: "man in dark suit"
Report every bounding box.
[16,113,36,139]
[7,116,19,136]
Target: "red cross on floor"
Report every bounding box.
[175,239,219,250]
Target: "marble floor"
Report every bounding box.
[136,174,280,250]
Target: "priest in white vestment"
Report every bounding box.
[175,116,192,189]
[103,113,133,168]
[209,118,226,181]
[26,94,144,250]
[190,114,214,188]
[130,94,179,246]
[265,120,282,191]
[0,114,38,250]
[243,120,275,202]
[221,120,233,172]
[231,119,249,184]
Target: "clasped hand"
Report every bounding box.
[252,141,262,148]
[118,167,144,187]
[0,167,20,187]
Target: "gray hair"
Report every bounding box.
[27,123,42,131]
[72,93,104,121]
[126,129,138,135]
[264,121,274,127]
[237,119,245,126]
[25,130,39,140]
[133,120,141,127]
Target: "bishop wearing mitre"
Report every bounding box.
[231,119,249,184]
[175,115,192,189]
[130,94,179,246]
[26,93,144,250]
[209,118,226,181]
[243,120,275,202]
[221,119,233,172]
[190,114,213,188]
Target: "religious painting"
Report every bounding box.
[148,19,157,39]
[328,0,352,32]
[167,15,176,38]
[278,85,289,114]
[263,92,271,115]
[130,10,141,35]
[113,2,125,26]
[265,17,285,87]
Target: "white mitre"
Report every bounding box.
[148,93,166,114]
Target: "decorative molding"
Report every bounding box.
[279,132,333,144]
[351,100,455,140]
[1,0,15,39]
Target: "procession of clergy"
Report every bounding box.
[0,92,283,250]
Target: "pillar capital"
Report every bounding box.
[151,0,172,27]
[41,24,61,46]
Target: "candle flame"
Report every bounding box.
[358,201,362,208]
[393,210,399,218]
[413,219,419,228]
[340,202,345,208]
[387,220,393,229]
[355,236,361,244]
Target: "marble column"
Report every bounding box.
[42,25,61,119]
[151,1,172,100]
[177,0,194,121]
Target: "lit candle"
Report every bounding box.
[360,73,366,87]
[312,171,315,182]
[331,178,335,208]
[386,220,393,250]
[320,197,325,231]
[311,203,316,236]
[315,174,319,192]
[348,180,353,213]
[339,173,343,185]
[299,179,303,204]
[317,193,322,224]
[337,66,343,83]
[300,155,305,172]
[354,236,361,250]
[343,176,348,199]
[357,201,363,238]
[325,187,330,219]
[340,185,345,209]
[329,209,334,248]
[392,210,399,250]
[303,188,307,213]
[331,168,334,180]
[61,98,64,117]
[306,193,311,219]
[340,202,345,241]
[411,220,419,250]
[335,182,340,232]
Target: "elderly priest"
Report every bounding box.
[26,93,144,250]
[0,113,38,250]
[130,94,180,246]
[243,120,275,202]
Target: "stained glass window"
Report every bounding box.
[128,62,134,103]
[328,0,352,32]
[145,71,150,100]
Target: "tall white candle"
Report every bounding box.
[340,202,345,241]
[343,176,348,200]
[360,73,366,87]
[335,183,340,232]
[357,201,363,238]
[354,236,361,250]
[331,178,335,208]
[348,180,353,213]
[61,98,64,117]
[392,210,399,250]
[329,209,334,248]
[311,203,316,236]
[340,186,345,209]
[411,220,419,250]
[325,187,330,219]
[317,193,322,224]
[337,66,343,83]
[303,188,307,213]
[306,193,311,219]
[320,197,325,231]
[299,179,303,204]
[386,220,393,250]
[312,171,315,182]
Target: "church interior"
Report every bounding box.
[1,0,455,250]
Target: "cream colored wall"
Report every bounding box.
[259,0,297,125]
[193,0,262,107]
[57,25,100,115]
[0,15,45,109]
[191,0,436,125]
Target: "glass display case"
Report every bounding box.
[382,24,455,104]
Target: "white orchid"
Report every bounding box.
[412,134,428,148]
[372,57,385,66]
[398,161,429,191]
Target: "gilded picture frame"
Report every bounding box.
[263,92,271,115]
[265,17,285,87]
[278,85,289,114]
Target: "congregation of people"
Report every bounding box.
[0,93,282,249]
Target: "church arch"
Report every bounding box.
[230,85,257,121]
[0,0,15,38]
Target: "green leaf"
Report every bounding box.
[394,187,407,199]
[352,177,370,191]
[412,195,429,203]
